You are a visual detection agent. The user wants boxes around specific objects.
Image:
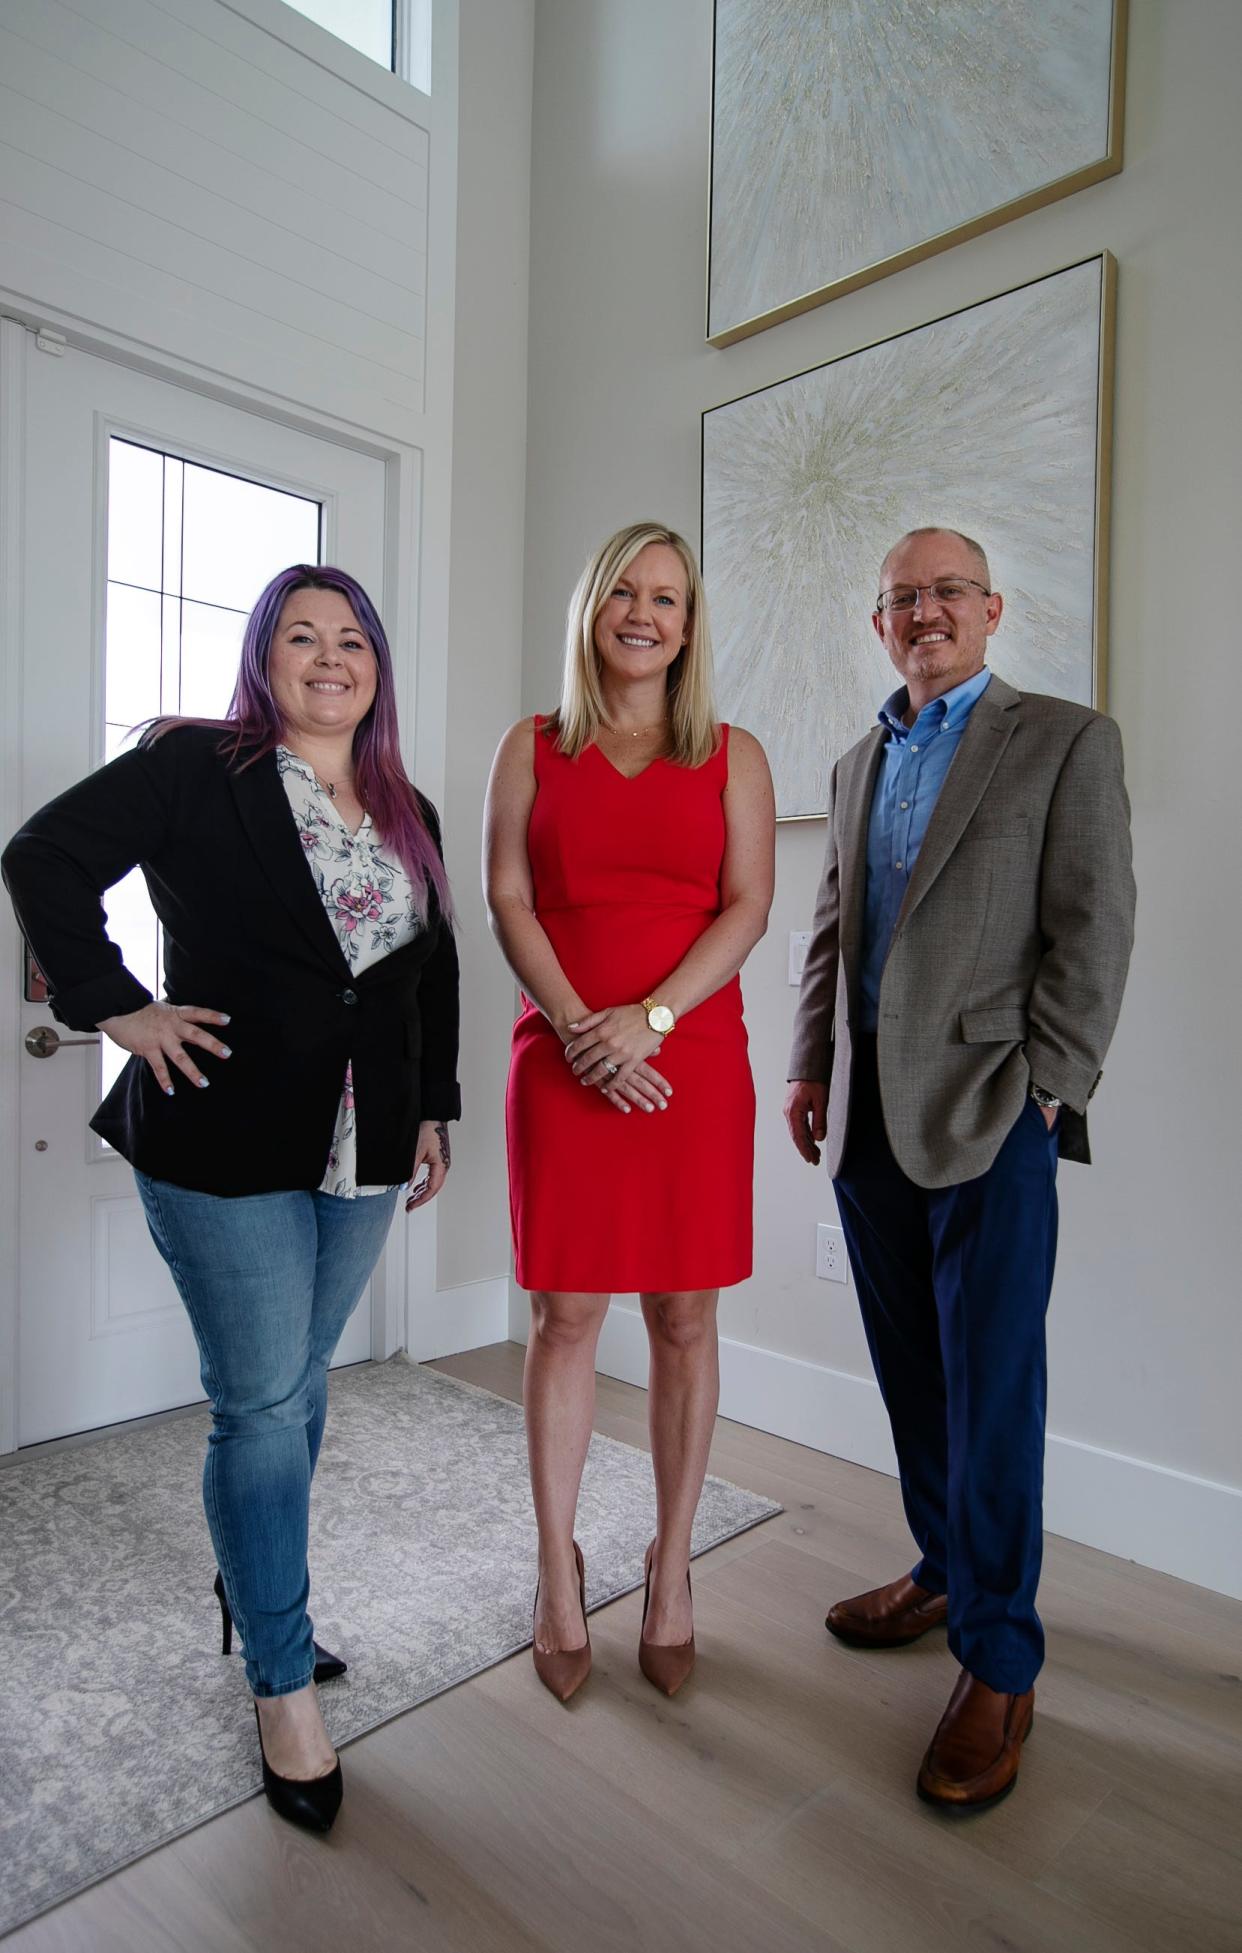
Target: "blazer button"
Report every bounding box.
[341,988,358,1005]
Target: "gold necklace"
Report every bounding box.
[313,768,354,800]
[603,721,668,741]
[282,744,353,800]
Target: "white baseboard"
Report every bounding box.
[594,1305,1242,1603]
[408,1275,510,1362]
[1041,1434,1242,1602]
[594,1305,897,1476]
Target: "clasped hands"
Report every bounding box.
[563,1004,672,1116]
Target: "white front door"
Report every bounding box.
[15,338,389,1445]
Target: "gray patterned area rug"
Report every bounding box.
[0,1357,779,1936]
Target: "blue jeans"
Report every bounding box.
[833,1040,1059,1695]
[135,1173,398,1696]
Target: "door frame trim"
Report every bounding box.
[0,318,28,1455]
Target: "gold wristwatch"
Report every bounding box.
[643,996,675,1035]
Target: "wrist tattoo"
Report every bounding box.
[435,1122,451,1167]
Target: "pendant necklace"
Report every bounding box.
[313,769,354,801]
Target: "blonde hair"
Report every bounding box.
[548,522,721,769]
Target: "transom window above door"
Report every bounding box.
[281,0,432,91]
[101,438,321,1100]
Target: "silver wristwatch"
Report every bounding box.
[1028,1083,1063,1110]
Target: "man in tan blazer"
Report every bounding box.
[785,527,1135,1811]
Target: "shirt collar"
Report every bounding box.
[276,746,372,831]
[276,744,317,784]
[877,665,992,740]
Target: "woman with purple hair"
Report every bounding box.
[2,566,459,1834]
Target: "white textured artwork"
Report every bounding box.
[703,258,1106,819]
[709,0,1118,341]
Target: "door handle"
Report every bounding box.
[24,1024,102,1059]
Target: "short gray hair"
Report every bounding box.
[879,527,991,593]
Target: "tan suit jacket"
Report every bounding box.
[788,674,1136,1187]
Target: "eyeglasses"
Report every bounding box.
[876,577,991,613]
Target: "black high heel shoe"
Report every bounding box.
[213,1571,348,1684]
[253,1703,343,1833]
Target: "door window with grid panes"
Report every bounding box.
[102,440,320,1098]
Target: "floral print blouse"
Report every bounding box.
[277,747,421,1198]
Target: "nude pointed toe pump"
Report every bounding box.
[532,1539,592,1703]
[638,1539,696,1697]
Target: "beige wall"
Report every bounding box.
[519,0,1242,1517]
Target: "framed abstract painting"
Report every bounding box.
[702,254,1116,820]
[707,0,1126,346]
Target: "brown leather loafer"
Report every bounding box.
[825,1574,948,1648]
[917,1670,1034,1811]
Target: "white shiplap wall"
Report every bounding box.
[0,0,431,441]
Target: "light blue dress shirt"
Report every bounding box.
[859,666,992,1032]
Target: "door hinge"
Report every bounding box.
[33,329,66,358]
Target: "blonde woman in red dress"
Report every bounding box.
[484,522,775,1702]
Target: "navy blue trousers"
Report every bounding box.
[833,1039,1059,1694]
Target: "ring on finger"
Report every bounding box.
[601,1059,619,1078]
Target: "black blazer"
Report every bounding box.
[2,727,460,1196]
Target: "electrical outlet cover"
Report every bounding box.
[815,1223,848,1284]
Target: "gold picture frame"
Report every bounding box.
[707,0,1127,348]
[702,253,1117,821]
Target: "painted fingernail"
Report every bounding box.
[219,1014,231,1024]
[219,1046,232,1058]
[196,1077,209,1088]
[567,1022,580,1030]
[165,1085,175,1096]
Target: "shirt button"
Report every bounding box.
[895,861,904,870]
[910,744,919,753]
[341,988,358,1006]
[900,800,909,810]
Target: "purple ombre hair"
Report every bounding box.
[143,565,452,923]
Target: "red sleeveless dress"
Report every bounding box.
[506,718,754,1293]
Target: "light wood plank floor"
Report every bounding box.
[11,1342,1242,1953]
